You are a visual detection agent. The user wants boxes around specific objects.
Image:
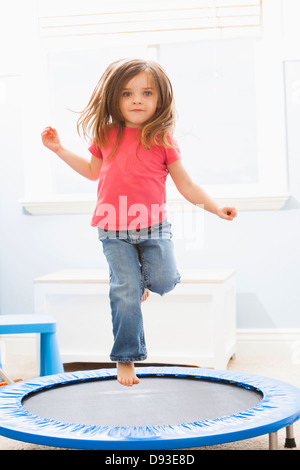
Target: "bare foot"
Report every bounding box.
[141,289,149,302]
[117,362,140,387]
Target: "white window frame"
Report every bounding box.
[20,0,289,215]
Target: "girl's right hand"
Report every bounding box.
[41,126,62,154]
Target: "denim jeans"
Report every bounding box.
[98,220,181,363]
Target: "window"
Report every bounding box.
[160,38,259,186]
[20,0,289,214]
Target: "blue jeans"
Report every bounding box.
[98,221,181,363]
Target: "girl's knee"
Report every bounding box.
[110,274,141,304]
[149,271,181,296]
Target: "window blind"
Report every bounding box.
[38,0,262,40]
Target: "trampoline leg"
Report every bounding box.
[269,431,278,450]
[285,424,296,448]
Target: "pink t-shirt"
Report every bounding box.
[89,127,181,230]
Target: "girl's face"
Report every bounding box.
[119,71,158,128]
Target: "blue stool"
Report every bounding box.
[0,314,64,383]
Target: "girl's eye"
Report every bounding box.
[144,91,152,96]
[123,92,131,97]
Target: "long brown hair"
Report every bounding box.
[77,58,176,158]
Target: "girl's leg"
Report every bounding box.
[101,237,147,386]
[137,224,181,297]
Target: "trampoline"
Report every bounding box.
[0,366,300,450]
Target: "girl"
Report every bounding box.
[41,58,237,387]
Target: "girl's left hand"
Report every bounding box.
[217,207,237,221]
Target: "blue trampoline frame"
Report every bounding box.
[0,366,300,450]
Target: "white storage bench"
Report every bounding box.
[34,269,236,369]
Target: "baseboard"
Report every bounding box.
[1,329,300,366]
[236,328,300,363]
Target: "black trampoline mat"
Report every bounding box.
[22,376,263,427]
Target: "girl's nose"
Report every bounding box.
[133,94,142,104]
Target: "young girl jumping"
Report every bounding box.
[41,58,237,387]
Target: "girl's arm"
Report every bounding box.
[167,160,237,220]
[41,126,102,181]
